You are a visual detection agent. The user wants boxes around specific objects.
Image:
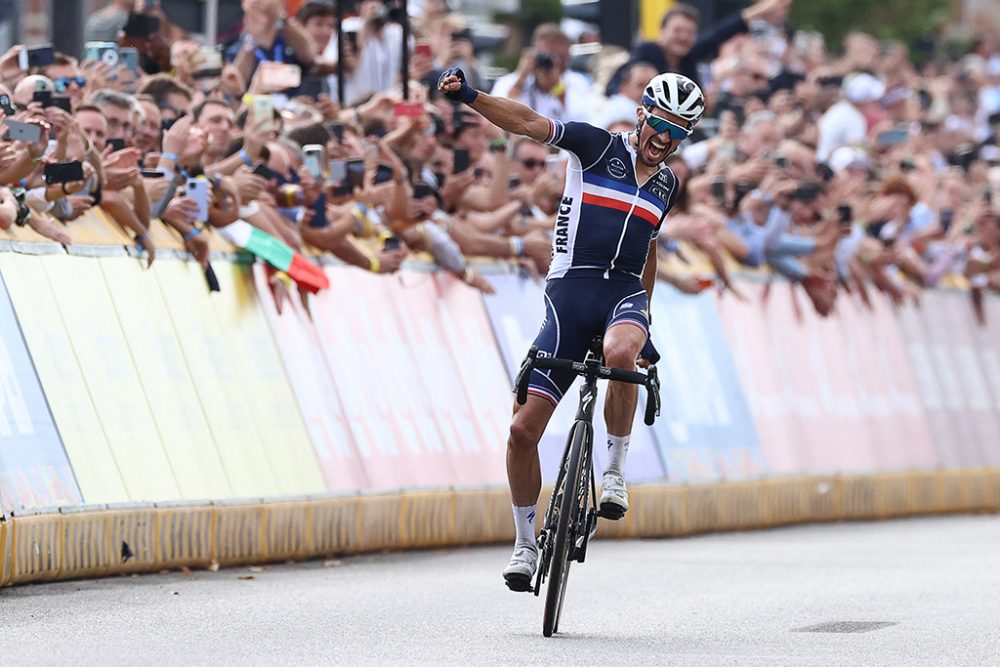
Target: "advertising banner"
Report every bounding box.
[253,263,371,492]
[482,273,666,483]
[154,261,281,498]
[0,254,127,504]
[0,272,80,512]
[101,257,233,500]
[309,268,508,489]
[718,285,934,475]
[43,255,180,501]
[646,286,764,482]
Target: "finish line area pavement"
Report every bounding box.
[1,516,997,666]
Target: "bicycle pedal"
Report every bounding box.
[503,572,534,593]
[598,503,626,520]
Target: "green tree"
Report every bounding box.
[791,0,951,51]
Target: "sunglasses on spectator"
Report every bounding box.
[643,110,691,141]
[54,76,86,93]
[520,158,546,169]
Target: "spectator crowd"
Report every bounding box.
[0,0,997,319]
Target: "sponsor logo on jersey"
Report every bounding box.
[555,196,573,254]
[608,157,628,179]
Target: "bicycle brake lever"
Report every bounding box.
[515,346,540,405]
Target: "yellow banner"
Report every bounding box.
[100,257,235,499]
[42,255,181,501]
[641,0,675,40]
[0,254,129,504]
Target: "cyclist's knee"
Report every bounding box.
[508,409,546,454]
[604,337,639,370]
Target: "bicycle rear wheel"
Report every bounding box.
[543,421,591,637]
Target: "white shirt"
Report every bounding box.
[324,23,406,107]
[593,93,639,130]
[490,70,592,123]
[816,100,867,163]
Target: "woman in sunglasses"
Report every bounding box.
[438,67,704,591]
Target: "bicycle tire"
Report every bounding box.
[543,421,591,637]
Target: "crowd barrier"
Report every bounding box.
[0,208,998,586]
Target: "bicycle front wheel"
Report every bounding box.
[543,420,591,637]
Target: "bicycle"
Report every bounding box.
[513,336,661,637]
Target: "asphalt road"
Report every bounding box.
[1,515,998,666]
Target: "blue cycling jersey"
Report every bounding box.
[542,119,681,280]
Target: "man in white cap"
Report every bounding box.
[816,72,885,163]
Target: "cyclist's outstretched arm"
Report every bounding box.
[438,68,551,143]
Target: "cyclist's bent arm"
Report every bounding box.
[642,239,657,306]
[468,93,552,143]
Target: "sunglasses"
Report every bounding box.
[53,76,86,93]
[520,158,545,169]
[644,110,691,141]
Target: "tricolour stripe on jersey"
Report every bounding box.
[544,119,565,145]
[581,192,659,226]
[582,171,668,211]
[581,180,665,225]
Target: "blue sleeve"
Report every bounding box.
[544,120,613,168]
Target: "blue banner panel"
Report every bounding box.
[0,273,81,512]
[483,273,666,483]
[647,287,764,482]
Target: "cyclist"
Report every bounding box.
[438,67,704,591]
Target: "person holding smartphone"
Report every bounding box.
[228,0,316,96]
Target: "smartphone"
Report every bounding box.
[383,236,402,251]
[837,204,853,225]
[939,209,954,233]
[374,163,394,184]
[44,161,84,185]
[775,154,788,169]
[412,182,435,200]
[453,148,470,174]
[251,95,274,130]
[258,62,301,91]
[711,179,726,206]
[32,90,52,107]
[107,137,127,152]
[18,44,55,70]
[252,162,275,180]
[303,144,325,180]
[327,158,347,184]
[6,119,43,143]
[186,178,210,222]
[192,46,223,79]
[118,47,140,74]
[414,41,432,59]
[85,42,119,67]
[0,94,15,115]
[327,122,344,143]
[346,158,365,189]
[140,169,165,179]
[393,101,423,119]
[877,127,909,147]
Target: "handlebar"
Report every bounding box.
[515,346,661,425]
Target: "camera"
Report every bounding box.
[534,52,555,70]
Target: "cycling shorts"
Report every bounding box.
[525,272,649,407]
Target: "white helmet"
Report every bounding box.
[642,73,705,126]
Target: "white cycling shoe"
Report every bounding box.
[502,540,538,592]
[599,472,629,520]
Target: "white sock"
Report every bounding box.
[511,504,537,546]
[604,434,630,476]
